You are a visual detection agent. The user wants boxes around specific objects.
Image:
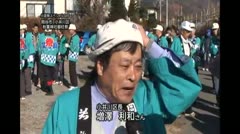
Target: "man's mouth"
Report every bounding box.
[122,87,135,91]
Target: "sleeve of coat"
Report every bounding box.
[87,34,96,47]
[42,99,60,134]
[159,37,169,48]
[38,34,44,55]
[209,37,219,56]
[146,51,202,123]
[70,36,80,53]
[25,33,35,55]
[170,37,184,56]
[60,36,68,54]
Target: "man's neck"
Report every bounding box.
[180,35,188,42]
[157,34,162,38]
[21,33,25,37]
[32,32,38,36]
[72,33,76,36]
[96,80,115,103]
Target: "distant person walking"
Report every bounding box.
[38,29,59,95]
[66,24,80,90]
[189,23,201,74]
[153,24,168,48]
[53,30,67,85]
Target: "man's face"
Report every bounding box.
[155,30,162,37]
[20,29,24,35]
[166,30,172,36]
[98,45,143,104]
[213,29,218,36]
[69,29,75,35]
[56,30,60,35]
[190,29,196,38]
[32,26,38,34]
[182,29,191,39]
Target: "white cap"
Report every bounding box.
[89,19,143,61]
[22,24,27,30]
[20,24,24,30]
[181,21,193,31]
[212,23,219,29]
[45,29,52,32]
[153,25,163,31]
[69,24,76,30]
[190,23,195,28]
[97,24,102,30]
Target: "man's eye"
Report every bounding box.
[135,65,142,69]
[121,65,129,68]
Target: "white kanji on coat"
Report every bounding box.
[79,108,89,120]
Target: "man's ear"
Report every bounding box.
[96,60,104,76]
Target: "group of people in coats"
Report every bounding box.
[145,21,220,115]
[20,23,81,100]
[20,19,219,134]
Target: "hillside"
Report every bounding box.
[141,0,220,20]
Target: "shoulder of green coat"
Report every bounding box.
[62,35,67,40]
[60,36,67,43]
[26,32,31,36]
[25,32,32,40]
[133,79,160,114]
[195,37,201,44]
[54,88,81,111]
[72,35,80,44]
[161,36,168,41]
[74,34,80,39]
[91,33,96,37]
[39,33,45,38]
[57,87,80,102]
[148,33,157,41]
[172,36,181,43]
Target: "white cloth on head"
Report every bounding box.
[181,21,193,31]
[89,19,143,61]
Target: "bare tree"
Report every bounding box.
[71,0,108,31]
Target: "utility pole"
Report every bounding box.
[180,5,182,16]
[207,0,210,26]
[196,13,197,25]
[179,0,182,25]
[159,0,162,22]
[166,0,168,26]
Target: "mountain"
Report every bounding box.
[141,0,220,20]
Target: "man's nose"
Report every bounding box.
[127,66,137,82]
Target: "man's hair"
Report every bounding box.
[58,29,64,34]
[97,42,143,70]
[32,23,39,28]
[166,25,178,33]
[83,42,143,87]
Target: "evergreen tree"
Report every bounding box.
[147,13,157,30]
[139,7,148,20]
[108,0,127,22]
[128,0,140,23]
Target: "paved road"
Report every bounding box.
[169,69,220,134]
